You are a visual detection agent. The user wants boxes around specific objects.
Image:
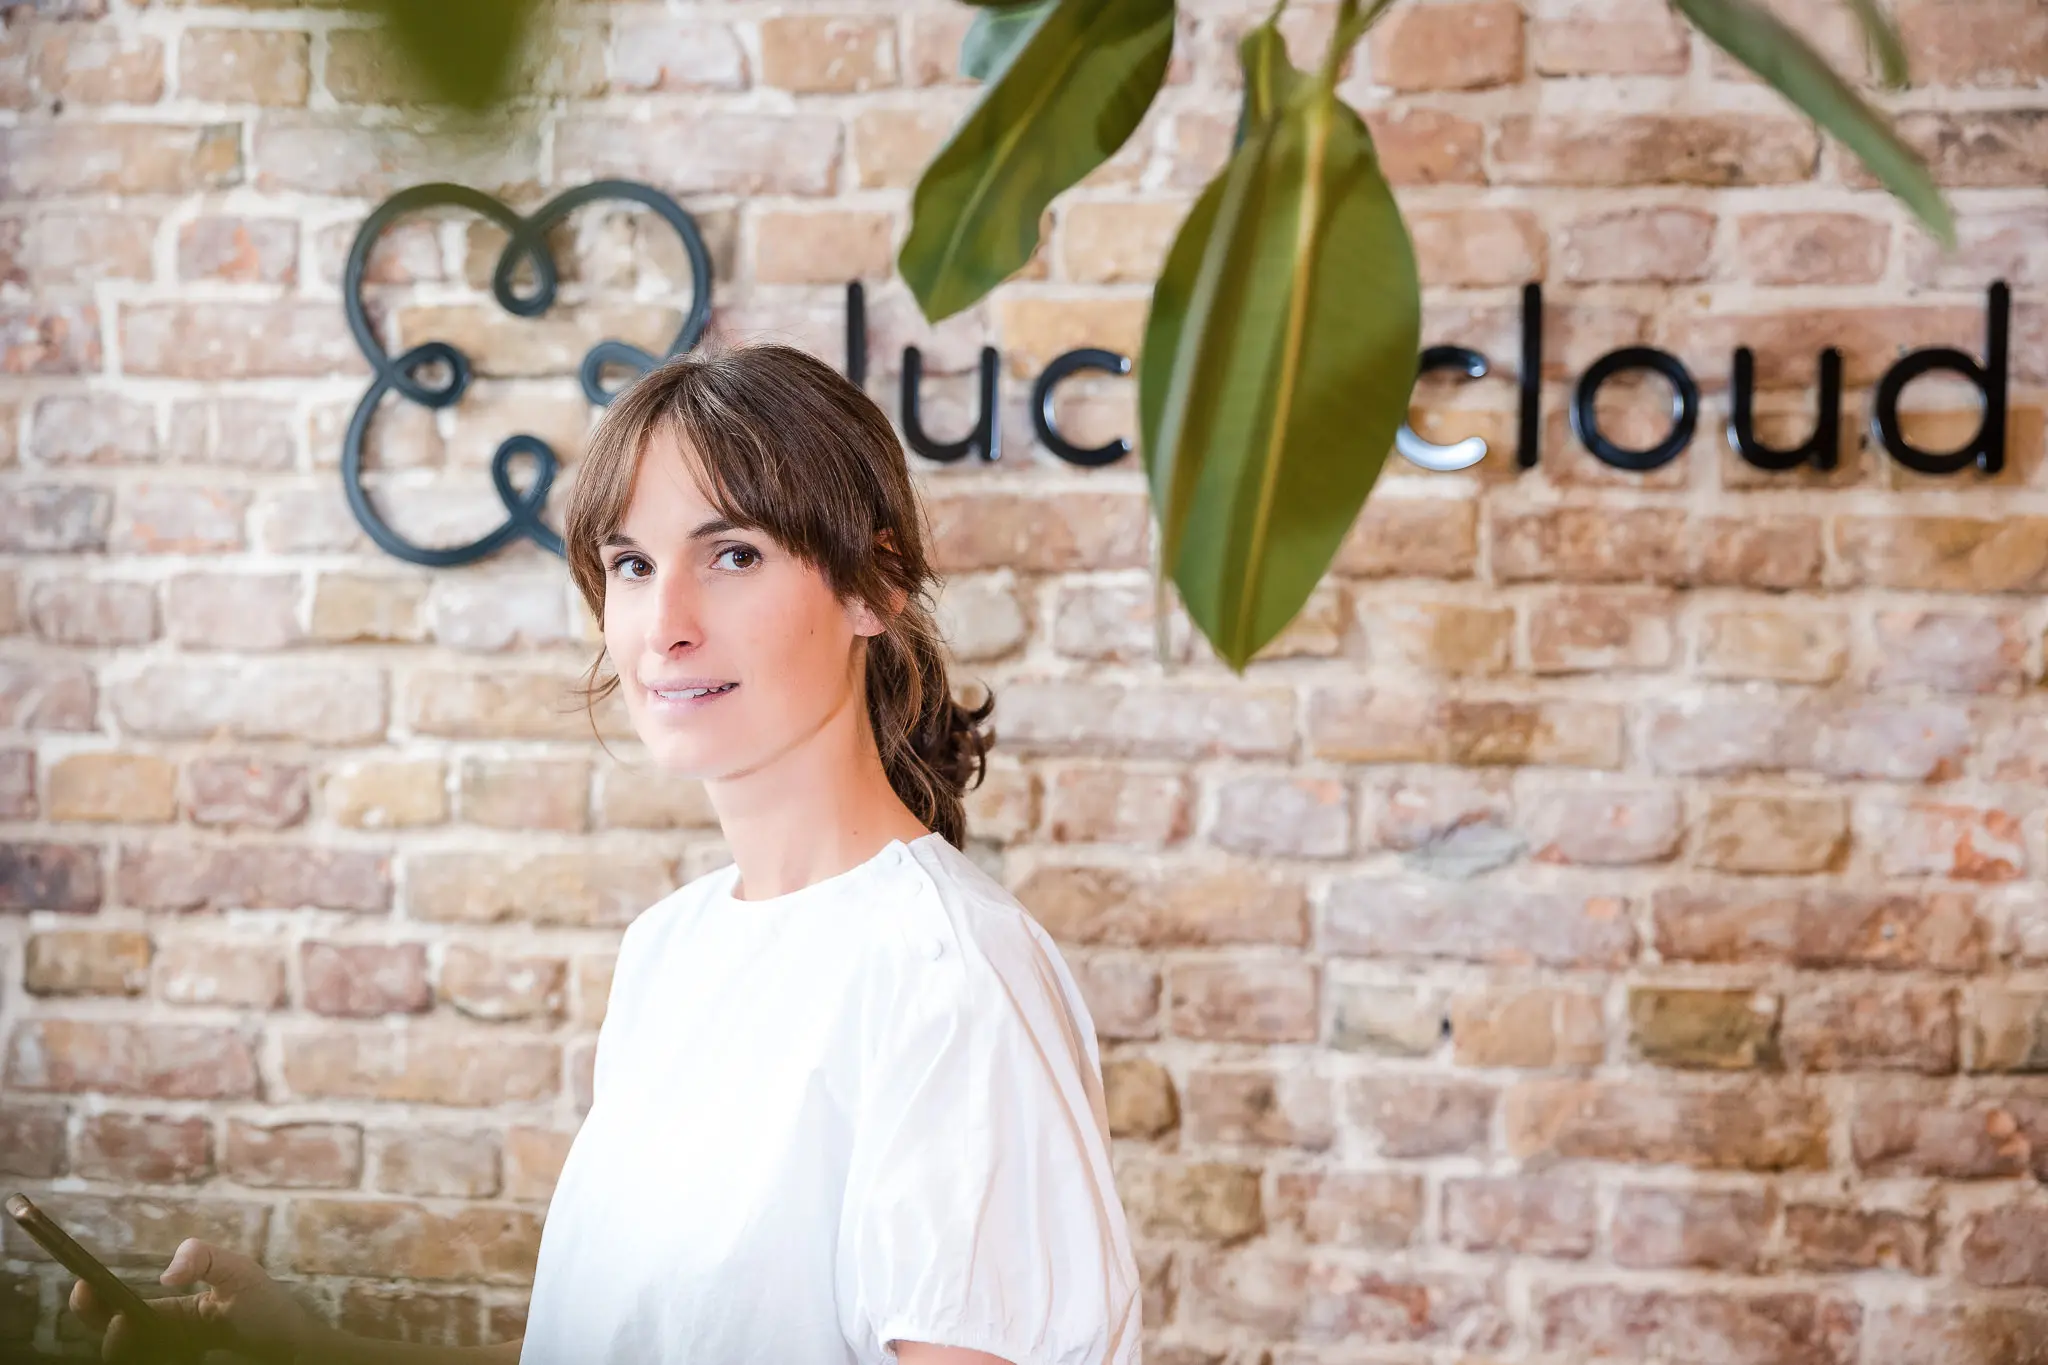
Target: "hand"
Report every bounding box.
[71,1238,320,1364]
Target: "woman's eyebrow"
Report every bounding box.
[602,519,738,550]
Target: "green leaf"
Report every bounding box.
[960,0,1058,83]
[1673,0,1951,244]
[1139,0,1421,671]
[345,0,545,110]
[1841,0,1910,88]
[900,0,1175,321]
[1232,4,1308,150]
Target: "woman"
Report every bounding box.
[72,345,1142,1365]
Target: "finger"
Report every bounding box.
[71,1278,112,1332]
[162,1237,259,1292]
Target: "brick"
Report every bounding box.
[1865,800,2026,882]
[110,663,387,744]
[0,303,102,374]
[609,19,747,91]
[759,14,895,91]
[1803,701,1973,781]
[1309,690,1623,767]
[403,669,623,742]
[1882,405,2045,490]
[1698,793,1848,873]
[994,295,1147,377]
[1103,1057,1177,1139]
[555,114,841,196]
[34,29,164,103]
[0,660,97,731]
[25,929,151,996]
[1118,1160,1264,1244]
[0,124,240,196]
[1184,1067,1332,1149]
[180,28,308,103]
[1060,199,1187,285]
[11,213,157,285]
[1269,1171,1422,1249]
[1533,0,1690,74]
[1493,506,1688,583]
[372,1129,501,1198]
[1442,1176,1597,1257]
[439,945,566,1024]
[0,843,103,913]
[1697,609,1849,684]
[573,954,615,1029]
[1538,1287,1858,1365]
[753,208,895,284]
[1837,516,2048,591]
[254,117,542,199]
[123,302,358,379]
[1355,600,1512,675]
[119,843,389,914]
[1366,105,1487,184]
[1071,956,1159,1042]
[2,1193,266,1269]
[28,579,156,646]
[1629,987,1782,1070]
[1905,204,2048,289]
[934,574,1027,662]
[1612,1186,1776,1272]
[181,756,309,829]
[320,28,414,104]
[154,937,286,1009]
[1963,1207,2048,1288]
[1369,0,1522,88]
[1169,961,1318,1042]
[1872,610,2027,693]
[283,1200,541,1284]
[1737,212,1889,285]
[177,216,297,283]
[505,1128,573,1202]
[32,396,163,469]
[458,758,589,832]
[1555,206,1715,284]
[1181,1250,1508,1345]
[1528,588,1675,673]
[1052,581,1181,664]
[325,759,447,829]
[222,1119,361,1189]
[1045,765,1188,847]
[1333,494,1477,577]
[1676,305,1985,389]
[1865,1306,2048,1365]
[0,1105,67,1179]
[6,1020,257,1099]
[1897,0,2048,85]
[851,104,961,189]
[394,304,681,381]
[1496,114,1819,185]
[337,1285,486,1348]
[405,851,669,927]
[1330,980,1444,1056]
[999,682,1293,760]
[1,485,110,551]
[1450,987,1603,1069]
[1785,1204,1934,1275]
[280,1027,559,1106]
[1206,774,1350,859]
[0,750,31,819]
[1408,207,1546,289]
[112,485,249,554]
[1854,1097,2037,1177]
[1507,1079,1830,1170]
[1347,1077,1496,1157]
[72,1112,212,1185]
[49,753,177,822]
[302,941,431,1018]
[1367,768,1517,868]
[1521,784,1681,865]
[1654,887,1986,971]
[1966,990,2048,1072]
[1325,878,1636,968]
[166,572,301,650]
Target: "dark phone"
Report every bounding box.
[4,1194,191,1361]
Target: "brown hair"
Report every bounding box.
[563,343,992,847]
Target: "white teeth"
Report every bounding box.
[653,683,734,700]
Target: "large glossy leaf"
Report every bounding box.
[1138,0,1421,671]
[900,0,1175,321]
[960,0,1058,82]
[1674,0,1951,243]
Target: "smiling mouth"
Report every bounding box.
[651,683,738,701]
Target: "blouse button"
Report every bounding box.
[921,935,945,960]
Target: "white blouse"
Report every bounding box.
[518,833,1142,1365]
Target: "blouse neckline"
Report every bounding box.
[714,832,942,912]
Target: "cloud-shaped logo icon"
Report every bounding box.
[339,180,713,566]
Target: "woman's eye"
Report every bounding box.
[714,545,760,571]
[608,554,651,581]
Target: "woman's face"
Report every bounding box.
[600,427,883,779]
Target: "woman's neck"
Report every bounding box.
[704,694,931,901]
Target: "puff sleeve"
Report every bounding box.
[835,920,1141,1365]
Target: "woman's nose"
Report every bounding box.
[647,577,704,654]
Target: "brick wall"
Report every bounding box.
[3,0,2047,1358]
